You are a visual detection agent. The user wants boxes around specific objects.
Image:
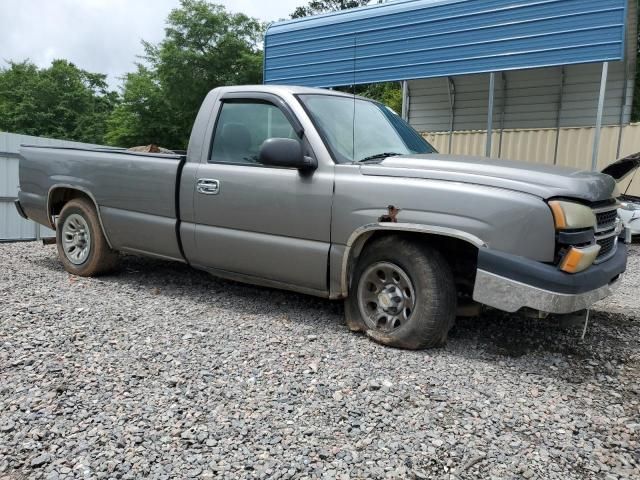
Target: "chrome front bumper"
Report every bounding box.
[473,269,623,314]
[472,242,627,314]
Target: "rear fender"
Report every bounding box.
[47,184,113,249]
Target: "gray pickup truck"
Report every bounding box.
[16,85,629,349]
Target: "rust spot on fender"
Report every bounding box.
[379,205,400,223]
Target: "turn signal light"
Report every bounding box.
[559,245,601,273]
[549,201,567,229]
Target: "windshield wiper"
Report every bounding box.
[357,152,403,163]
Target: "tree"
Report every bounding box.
[105,66,180,147]
[0,60,117,143]
[359,82,402,114]
[107,0,265,148]
[291,0,372,18]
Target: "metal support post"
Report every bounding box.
[591,62,608,171]
[485,72,495,158]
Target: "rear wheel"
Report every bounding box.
[345,236,456,349]
[56,198,118,276]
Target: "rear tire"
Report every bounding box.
[345,236,456,349]
[56,198,118,276]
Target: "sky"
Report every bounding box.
[0,0,302,89]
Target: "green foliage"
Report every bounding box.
[105,66,180,147]
[1,1,403,148]
[106,0,264,149]
[291,0,372,18]
[0,60,117,143]
[359,82,403,114]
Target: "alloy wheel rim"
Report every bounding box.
[357,261,416,332]
[62,213,91,265]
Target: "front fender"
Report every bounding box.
[330,222,485,298]
[329,165,557,298]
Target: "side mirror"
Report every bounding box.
[259,138,317,171]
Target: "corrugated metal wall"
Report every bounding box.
[0,150,38,241]
[408,0,637,132]
[409,61,635,131]
[264,0,628,87]
[0,133,101,241]
[424,123,640,185]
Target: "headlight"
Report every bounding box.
[548,200,596,230]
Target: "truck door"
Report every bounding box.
[189,94,334,294]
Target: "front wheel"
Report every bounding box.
[56,198,118,276]
[345,236,456,349]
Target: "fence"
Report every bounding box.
[424,123,640,170]
[0,133,100,241]
[424,123,640,196]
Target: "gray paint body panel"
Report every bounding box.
[18,145,184,259]
[190,223,329,289]
[16,85,619,305]
[189,164,333,290]
[100,207,183,262]
[331,164,557,262]
[359,154,616,203]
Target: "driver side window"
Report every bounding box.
[209,101,297,165]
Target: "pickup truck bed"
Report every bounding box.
[19,145,187,261]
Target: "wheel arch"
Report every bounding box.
[339,223,485,298]
[47,185,113,249]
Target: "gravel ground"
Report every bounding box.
[1,243,639,480]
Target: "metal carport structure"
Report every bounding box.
[263,0,632,169]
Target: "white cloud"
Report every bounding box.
[0,0,302,88]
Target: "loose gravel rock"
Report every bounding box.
[1,243,639,479]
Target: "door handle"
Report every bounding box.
[197,178,220,195]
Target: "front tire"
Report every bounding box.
[56,198,118,276]
[345,236,456,349]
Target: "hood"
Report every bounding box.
[359,154,616,203]
[601,152,640,180]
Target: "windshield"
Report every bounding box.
[298,94,436,163]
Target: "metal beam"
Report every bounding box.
[401,81,410,121]
[498,72,507,158]
[553,67,565,165]
[446,77,456,154]
[591,62,608,171]
[485,72,495,158]
[616,58,630,159]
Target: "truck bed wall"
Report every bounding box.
[18,147,185,261]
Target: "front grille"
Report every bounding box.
[596,209,617,230]
[555,202,620,266]
[593,204,620,263]
[596,234,616,258]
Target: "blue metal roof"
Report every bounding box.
[263,0,628,87]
